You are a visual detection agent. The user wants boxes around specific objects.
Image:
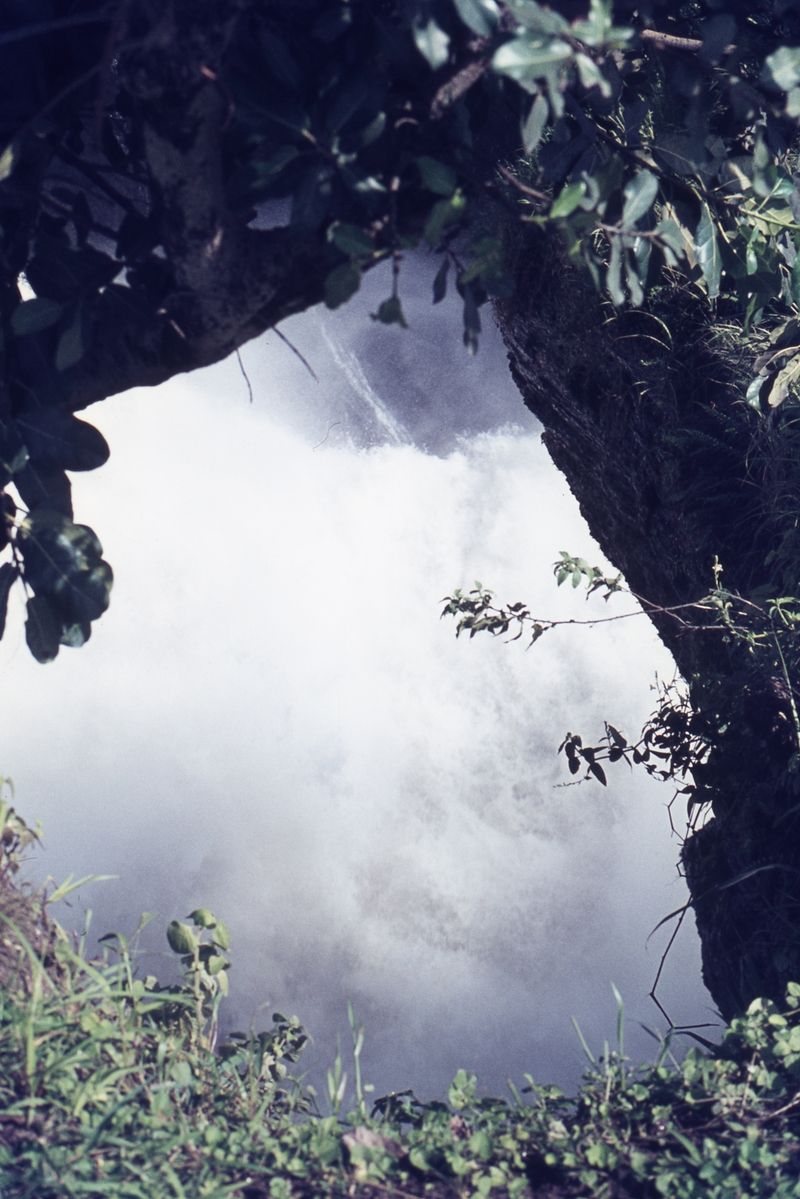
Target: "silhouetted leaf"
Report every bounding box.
[433,256,449,303]
[11,297,65,336]
[325,262,361,309]
[0,563,17,640]
[589,761,607,785]
[18,510,112,625]
[0,421,29,488]
[55,299,91,371]
[416,156,457,197]
[25,595,61,664]
[16,412,109,473]
[14,465,72,517]
[424,192,466,246]
[329,223,374,257]
[371,296,408,327]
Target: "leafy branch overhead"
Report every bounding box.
[5,1,800,656]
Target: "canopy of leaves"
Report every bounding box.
[4,0,800,657]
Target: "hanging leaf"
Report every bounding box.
[25,595,61,664]
[416,156,457,197]
[167,921,197,955]
[452,0,499,38]
[589,761,607,785]
[606,236,625,306]
[11,297,65,336]
[432,257,450,303]
[14,465,73,517]
[767,352,800,409]
[695,205,722,300]
[492,36,572,88]
[521,93,549,155]
[0,422,29,488]
[550,182,585,219]
[18,510,112,626]
[60,621,91,648]
[0,563,17,641]
[371,296,408,327]
[55,299,92,372]
[424,191,467,246]
[189,908,217,928]
[16,411,109,473]
[412,16,450,69]
[505,0,569,36]
[329,222,375,257]
[324,262,361,309]
[620,170,658,228]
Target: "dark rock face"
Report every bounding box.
[494,227,800,1019]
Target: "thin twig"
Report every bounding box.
[639,28,735,56]
[273,326,319,383]
[496,164,549,204]
[236,349,253,404]
[0,11,112,49]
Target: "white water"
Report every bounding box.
[2,260,712,1099]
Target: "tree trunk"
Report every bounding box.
[495,226,800,1021]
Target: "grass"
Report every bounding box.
[4,811,800,1198]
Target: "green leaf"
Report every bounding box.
[492,35,572,86]
[416,156,457,197]
[764,45,800,92]
[189,908,217,929]
[25,595,61,664]
[694,205,722,300]
[371,296,408,327]
[412,15,450,69]
[25,236,115,304]
[432,257,450,303]
[0,141,16,183]
[213,919,230,951]
[521,93,549,155]
[60,621,90,648]
[167,921,197,955]
[0,421,29,487]
[621,170,658,228]
[469,1129,493,1161]
[746,375,768,410]
[329,222,375,257]
[606,236,625,306]
[505,0,569,34]
[0,563,17,641]
[550,182,585,219]
[11,297,65,337]
[424,191,467,246]
[452,0,499,38]
[16,412,109,473]
[324,262,361,309]
[291,164,333,236]
[767,352,800,409]
[18,510,112,626]
[55,300,91,372]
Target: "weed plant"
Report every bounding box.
[3,803,800,1199]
